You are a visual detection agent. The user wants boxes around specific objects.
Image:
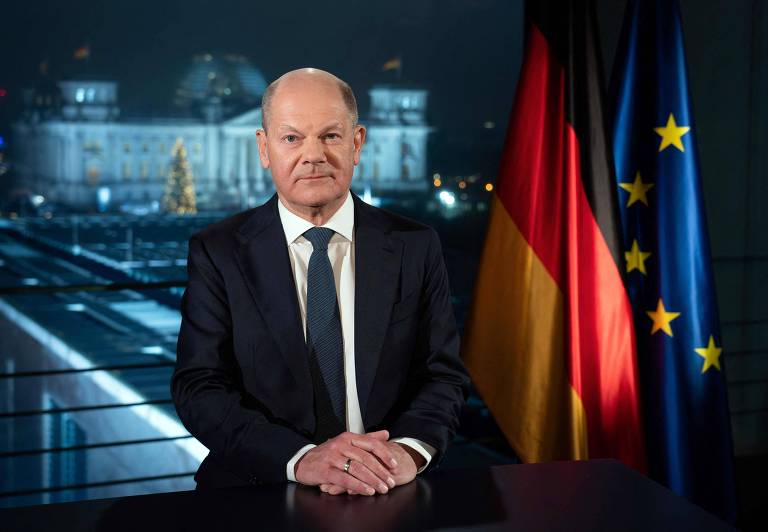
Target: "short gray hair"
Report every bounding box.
[261,72,358,132]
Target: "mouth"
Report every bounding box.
[298,174,332,181]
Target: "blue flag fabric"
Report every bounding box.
[610,0,737,522]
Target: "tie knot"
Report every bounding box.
[304,227,335,251]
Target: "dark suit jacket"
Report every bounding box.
[171,193,469,488]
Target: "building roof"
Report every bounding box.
[174,53,267,107]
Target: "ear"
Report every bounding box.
[353,124,366,166]
[256,129,270,168]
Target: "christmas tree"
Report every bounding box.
[162,138,197,214]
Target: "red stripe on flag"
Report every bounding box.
[495,23,645,470]
[563,125,645,470]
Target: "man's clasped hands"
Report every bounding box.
[294,430,425,496]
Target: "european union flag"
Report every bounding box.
[610,0,737,522]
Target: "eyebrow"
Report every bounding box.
[276,125,304,135]
[318,122,344,133]
[276,121,344,135]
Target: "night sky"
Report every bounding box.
[0,0,524,176]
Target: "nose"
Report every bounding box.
[302,137,327,165]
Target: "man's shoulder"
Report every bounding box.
[355,197,435,239]
[190,196,276,251]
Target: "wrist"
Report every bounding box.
[293,447,312,481]
[395,442,426,470]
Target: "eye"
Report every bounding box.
[324,133,341,141]
[282,134,298,143]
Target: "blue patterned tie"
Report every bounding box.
[304,227,346,441]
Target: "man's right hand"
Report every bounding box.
[294,430,398,496]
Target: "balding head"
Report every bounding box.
[261,68,358,133]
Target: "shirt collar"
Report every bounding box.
[277,191,355,245]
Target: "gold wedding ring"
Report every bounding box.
[343,458,352,473]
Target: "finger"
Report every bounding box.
[351,438,398,469]
[365,429,389,441]
[328,469,375,496]
[320,483,345,495]
[343,448,395,488]
[347,459,389,494]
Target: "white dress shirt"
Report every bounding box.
[277,192,435,481]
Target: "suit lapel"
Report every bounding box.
[233,196,313,431]
[353,196,402,422]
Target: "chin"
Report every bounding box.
[297,190,344,210]
[297,182,347,204]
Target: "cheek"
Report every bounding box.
[329,146,357,168]
[268,149,297,176]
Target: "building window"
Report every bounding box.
[83,141,102,154]
[373,162,380,181]
[123,143,131,154]
[75,88,85,103]
[159,143,167,154]
[193,143,202,155]
[140,162,149,180]
[122,162,132,179]
[86,167,100,185]
[142,143,149,153]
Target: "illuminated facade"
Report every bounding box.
[14,55,431,211]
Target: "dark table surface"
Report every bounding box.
[0,459,733,531]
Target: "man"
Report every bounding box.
[172,68,468,496]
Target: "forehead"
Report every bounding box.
[269,80,350,128]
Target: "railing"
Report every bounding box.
[0,224,201,506]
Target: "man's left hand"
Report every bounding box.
[319,440,423,495]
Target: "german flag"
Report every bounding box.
[462,0,646,470]
[381,56,401,72]
[73,45,90,61]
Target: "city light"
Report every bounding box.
[485,183,494,192]
[483,121,495,129]
[438,190,456,207]
[458,181,467,189]
[0,88,7,97]
[433,178,442,187]
[97,187,111,212]
[361,185,381,207]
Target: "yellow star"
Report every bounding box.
[694,335,722,373]
[646,298,681,337]
[654,113,690,152]
[625,239,652,274]
[619,172,654,207]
